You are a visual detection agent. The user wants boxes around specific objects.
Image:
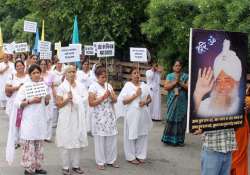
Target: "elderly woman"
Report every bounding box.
[88,65,119,170]
[14,64,50,175]
[117,67,153,165]
[56,65,88,175]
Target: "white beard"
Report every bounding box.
[197,86,240,117]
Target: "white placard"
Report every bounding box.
[3,43,15,54]
[60,46,79,63]
[84,45,95,55]
[130,47,147,62]
[24,82,48,99]
[93,42,98,54]
[38,40,51,53]
[69,44,82,56]
[40,51,52,60]
[24,20,37,33]
[96,41,115,57]
[15,43,29,53]
[54,42,61,50]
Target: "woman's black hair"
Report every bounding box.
[128,66,139,75]
[37,59,48,66]
[172,59,183,67]
[28,64,42,75]
[14,60,25,69]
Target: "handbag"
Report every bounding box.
[16,108,23,128]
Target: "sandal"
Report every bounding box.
[62,168,71,175]
[107,162,120,168]
[137,158,145,164]
[72,167,84,174]
[128,159,140,165]
[96,165,105,170]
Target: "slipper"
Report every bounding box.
[128,159,140,165]
[107,163,119,168]
[96,165,105,170]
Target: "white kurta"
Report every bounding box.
[89,82,118,136]
[117,82,153,140]
[146,69,161,120]
[117,81,153,161]
[43,72,55,140]
[76,70,95,89]
[14,81,49,140]
[5,74,29,116]
[0,62,15,106]
[56,80,88,149]
[51,69,63,127]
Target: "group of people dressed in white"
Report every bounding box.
[2,53,163,175]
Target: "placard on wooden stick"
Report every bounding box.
[38,40,51,53]
[130,47,147,62]
[40,51,52,60]
[15,43,29,53]
[24,20,37,33]
[59,46,79,63]
[96,41,115,57]
[84,45,95,56]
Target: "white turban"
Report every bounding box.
[213,39,242,81]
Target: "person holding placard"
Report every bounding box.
[146,63,163,121]
[0,53,15,109]
[5,60,29,164]
[14,64,50,175]
[161,60,188,146]
[117,67,152,165]
[88,65,119,170]
[55,65,88,175]
[38,59,55,142]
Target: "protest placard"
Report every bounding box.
[93,42,98,54]
[40,51,52,60]
[3,43,15,54]
[187,28,247,133]
[15,43,29,53]
[38,40,51,53]
[96,41,115,57]
[130,47,147,62]
[25,82,48,99]
[54,42,61,51]
[69,44,82,56]
[84,45,95,55]
[60,46,79,63]
[23,20,37,33]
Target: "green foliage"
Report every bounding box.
[0,0,250,71]
[142,0,250,72]
[141,0,199,71]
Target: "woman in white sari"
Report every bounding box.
[5,60,29,165]
[117,67,153,165]
[56,65,88,175]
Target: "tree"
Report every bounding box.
[141,0,199,71]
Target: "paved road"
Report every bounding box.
[0,108,249,175]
